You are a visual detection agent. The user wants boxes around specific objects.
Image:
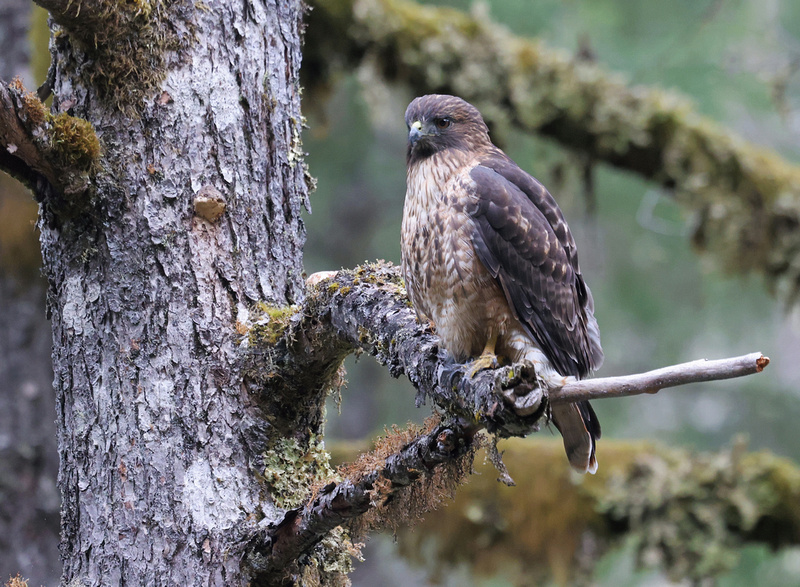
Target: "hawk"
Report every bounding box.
[401,94,603,473]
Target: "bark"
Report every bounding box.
[555,352,769,403]
[2,0,310,583]
[304,0,800,304]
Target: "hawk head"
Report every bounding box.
[405,94,491,165]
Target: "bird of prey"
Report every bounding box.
[401,94,603,473]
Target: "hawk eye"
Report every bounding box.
[434,117,452,130]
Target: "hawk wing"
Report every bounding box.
[468,155,603,378]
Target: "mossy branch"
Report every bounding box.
[242,262,771,576]
[244,262,549,440]
[0,78,99,208]
[351,438,800,585]
[246,262,768,433]
[246,417,479,584]
[305,0,800,304]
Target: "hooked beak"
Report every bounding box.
[408,120,424,146]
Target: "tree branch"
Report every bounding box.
[243,262,771,576]
[553,352,770,403]
[380,437,800,585]
[0,77,98,205]
[305,0,800,304]
[247,417,479,584]
[266,263,768,420]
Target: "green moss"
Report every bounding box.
[260,435,339,509]
[9,78,48,126]
[247,303,298,347]
[594,438,797,582]
[299,526,362,587]
[51,0,192,111]
[50,113,101,170]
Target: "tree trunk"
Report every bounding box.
[36,0,310,582]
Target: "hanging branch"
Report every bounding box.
[247,417,480,582]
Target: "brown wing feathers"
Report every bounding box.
[468,161,601,378]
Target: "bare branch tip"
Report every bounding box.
[756,354,770,372]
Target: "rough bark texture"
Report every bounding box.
[15,0,311,583]
[247,263,547,440]
[304,0,800,304]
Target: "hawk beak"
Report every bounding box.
[408,120,424,146]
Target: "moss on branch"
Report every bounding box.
[331,437,800,585]
[305,0,800,303]
[0,79,100,213]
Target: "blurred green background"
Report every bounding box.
[301,0,800,584]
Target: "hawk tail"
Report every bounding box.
[552,400,600,474]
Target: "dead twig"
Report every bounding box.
[552,353,770,404]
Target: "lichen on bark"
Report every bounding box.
[377,437,800,585]
[35,0,194,109]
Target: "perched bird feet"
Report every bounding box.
[467,352,501,378]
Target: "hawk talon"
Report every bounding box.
[467,352,501,378]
